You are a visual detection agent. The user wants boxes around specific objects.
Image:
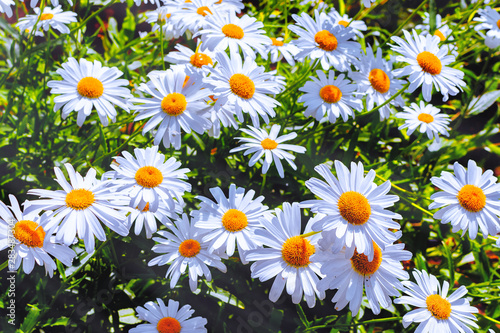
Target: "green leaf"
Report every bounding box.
[19,306,40,333]
[467,90,500,117]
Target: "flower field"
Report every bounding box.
[1,0,500,332]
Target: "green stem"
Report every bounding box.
[300,230,321,238]
[359,82,409,117]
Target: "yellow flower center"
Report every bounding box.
[497,19,500,29]
[418,113,434,123]
[196,6,212,16]
[142,202,150,212]
[156,317,182,333]
[271,37,284,46]
[222,23,244,39]
[281,235,315,268]
[368,68,391,93]
[161,93,187,116]
[229,73,255,99]
[221,209,248,232]
[417,51,442,75]
[319,85,342,104]
[338,191,371,225]
[314,30,338,51]
[178,239,201,257]
[40,13,54,21]
[457,184,486,213]
[135,166,164,188]
[261,138,278,150]
[434,29,446,41]
[338,20,349,27]
[189,52,213,68]
[13,220,45,247]
[426,294,452,320]
[66,189,95,210]
[350,242,382,276]
[77,77,104,99]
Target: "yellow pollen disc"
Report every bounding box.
[314,30,338,51]
[497,19,500,30]
[229,73,255,99]
[457,184,486,213]
[426,294,452,320]
[369,68,391,93]
[281,236,315,268]
[271,37,284,46]
[179,239,201,257]
[135,166,163,188]
[338,191,371,225]
[222,23,244,39]
[77,77,104,99]
[216,0,222,3]
[161,93,187,116]
[434,29,446,41]
[13,220,45,247]
[65,189,95,210]
[350,242,382,276]
[319,85,342,104]
[261,138,278,150]
[338,20,349,27]
[417,51,442,75]
[156,317,182,333]
[196,6,212,16]
[190,52,213,68]
[221,209,248,232]
[418,113,434,124]
[142,202,150,212]
[40,13,54,21]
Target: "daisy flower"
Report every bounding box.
[205,101,238,138]
[390,29,466,102]
[164,43,216,80]
[317,239,411,315]
[25,163,130,253]
[149,214,227,292]
[302,161,402,261]
[131,68,211,149]
[126,200,180,239]
[16,6,77,37]
[47,57,132,127]
[174,0,219,34]
[328,9,367,39]
[263,37,300,66]
[299,69,362,123]
[0,0,14,17]
[429,159,500,240]
[416,13,453,43]
[105,145,191,214]
[203,51,284,127]
[394,270,478,332]
[396,101,450,141]
[229,125,306,178]
[145,5,186,39]
[246,202,325,308]
[196,10,271,59]
[0,195,75,277]
[288,10,361,71]
[191,184,268,263]
[130,298,207,333]
[474,7,500,47]
[214,0,244,13]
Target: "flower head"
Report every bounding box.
[16,6,77,36]
[396,101,450,141]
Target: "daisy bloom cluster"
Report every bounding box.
[474,6,500,49]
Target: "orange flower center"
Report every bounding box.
[426,294,451,320]
[135,166,164,188]
[142,202,150,212]
[369,68,391,93]
[77,77,104,99]
[434,29,446,41]
[229,73,255,99]
[314,30,338,51]
[457,184,486,213]
[13,220,45,247]
[196,6,212,16]
[190,52,213,68]
[417,51,442,75]
[281,236,315,268]
[156,317,182,333]
[271,37,284,46]
[222,23,244,39]
[221,209,248,232]
[66,189,95,210]
[497,19,500,29]
[418,113,434,123]
[40,13,54,21]
[350,242,382,276]
[319,85,342,104]
[338,191,371,225]
[261,138,278,150]
[161,93,187,116]
[178,239,201,257]
[338,20,349,27]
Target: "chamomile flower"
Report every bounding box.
[246,202,325,308]
[391,29,466,102]
[328,9,367,39]
[396,101,450,141]
[145,5,186,39]
[317,240,411,315]
[131,68,211,149]
[196,10,271,59]
[191,184,268,263]
[126,201,180,239]
[16,6,77,37]
[229,125,306,178]
[0,195,75,277]
[149,214,227,292]
[394,270,478,333]
[263,37,300,66]
[416,13,453,43]
[47,57,132,127]
[288,10,361,71]
[349,46,404,120]
[302,161,402,261]
[205,102,238,138]
[474,7,500,47]
[25,163,130,253]
[0,0,14,17]
[165,43,216,79]
[175,0,219,34]
[429,159,500,240]
[130,298,208,333]
[299,69,362,123]
[203,51,283,127]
